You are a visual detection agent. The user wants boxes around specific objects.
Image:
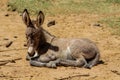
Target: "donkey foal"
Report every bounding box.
[22,9,100,69]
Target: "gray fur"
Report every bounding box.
[22,9,100,69]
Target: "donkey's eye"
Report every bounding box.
[26,33,33,39]
[28,33,33,37]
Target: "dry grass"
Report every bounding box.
[7,0,120,35]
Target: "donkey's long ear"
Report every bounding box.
[22,9,31,26]
[36,11,45,27]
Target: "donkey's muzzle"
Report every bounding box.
[28,52,35,57]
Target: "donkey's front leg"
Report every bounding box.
[30,60,46,67]
[46,59,60,68]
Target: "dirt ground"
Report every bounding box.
[0,0,120,80]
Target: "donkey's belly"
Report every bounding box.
[57,47,73,60]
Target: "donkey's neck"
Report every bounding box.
[37,28,55,55]
[42,28,55,43]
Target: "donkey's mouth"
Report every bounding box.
[28,52,35,57]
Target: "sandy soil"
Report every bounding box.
[0,0,120,80]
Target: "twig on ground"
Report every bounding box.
[111,70,120,75]
[5,41,13,48]
[0,58,22,66]
[55,74,90,80]
[0,48,27,52]
[47,20,56,27]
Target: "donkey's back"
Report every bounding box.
[67,38,99,59]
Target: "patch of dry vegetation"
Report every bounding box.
[7,0,120,35]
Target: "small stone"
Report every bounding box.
[14,36,18,38]
[5,14,9,17]
[47,20,56,27]
[93,23,102,27]
[12,8,16,12]
[7,4,10,7]
[19,13,22,16]
[24,43,27,47]
[3,38,9,40]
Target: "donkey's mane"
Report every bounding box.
[42,28,56,38]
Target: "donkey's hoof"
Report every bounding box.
[46,62,57,68]
[84,64,92,69]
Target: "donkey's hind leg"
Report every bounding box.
[87,52,100,68]
[60,59,87,68]
[59,55,88,68]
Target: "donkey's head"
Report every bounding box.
[22,9,45,57]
